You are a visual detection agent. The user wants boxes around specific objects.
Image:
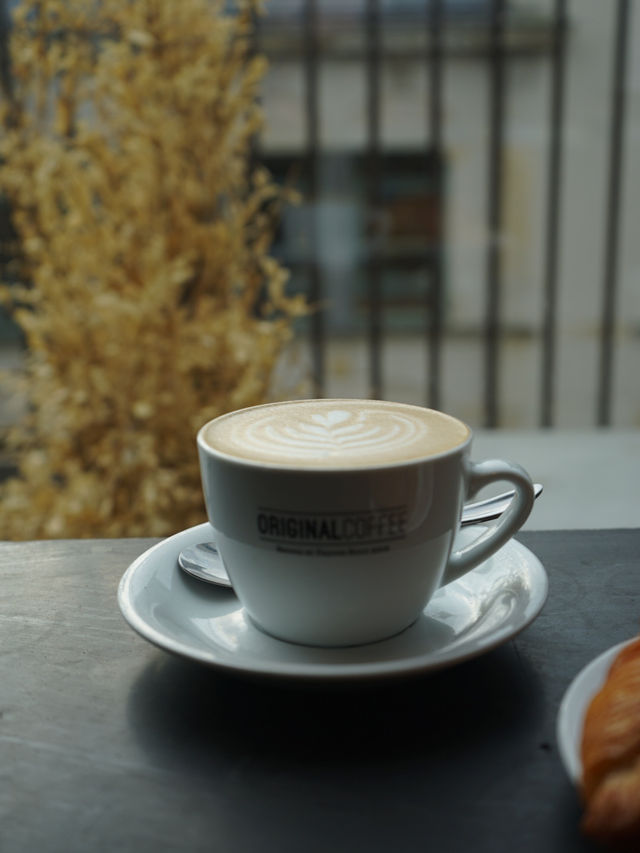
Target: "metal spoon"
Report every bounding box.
[178,483,543,588]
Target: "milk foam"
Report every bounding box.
[203,400,470,467]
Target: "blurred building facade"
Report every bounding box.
[256,0,640,428]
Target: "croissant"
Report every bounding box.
[581,636,640,847]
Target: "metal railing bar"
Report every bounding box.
[0,0,14,107]
[303,0,324,397]
[597,0,631,426]
[484,0,506,427]
[365,0,383,400]
[540,0,568,428]
[426,0,444,411]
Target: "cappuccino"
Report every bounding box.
[197,399,534,645]
[202,399,470,468]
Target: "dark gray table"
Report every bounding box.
[3,530,639,853]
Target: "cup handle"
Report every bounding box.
[442,459,535,586]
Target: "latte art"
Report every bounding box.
[203,400,470,467]
[257,407,425,459]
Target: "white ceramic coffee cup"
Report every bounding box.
[197,399,535,647]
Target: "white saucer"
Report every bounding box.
[557,639,633,784]
[118,523,548,682]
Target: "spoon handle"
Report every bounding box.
[461,482,543,526]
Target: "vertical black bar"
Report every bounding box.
[0,0,16,291]
[0,0,13,105]
[540,0,568,428]
[365,0,383,400]
[303,0,324,397]
[427,0,444,410]
[597,0,631,426]
[247,8,259,186]
[483,0,506,428]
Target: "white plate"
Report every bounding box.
[118,523,548,682]
[557,639,633,783]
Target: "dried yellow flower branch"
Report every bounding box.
[0,0,307,539]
